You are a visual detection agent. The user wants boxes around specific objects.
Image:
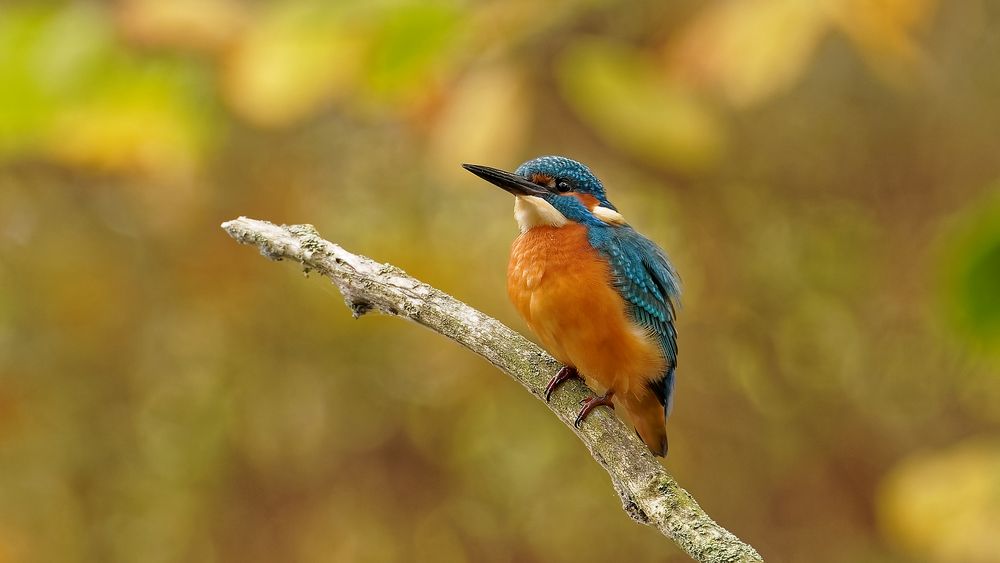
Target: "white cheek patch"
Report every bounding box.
[591,205,626,225]
[514,196,568,232]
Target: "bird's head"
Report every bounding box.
[463,156,626,232]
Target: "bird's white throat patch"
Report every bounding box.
[514,196,568,232]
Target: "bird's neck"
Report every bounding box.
[513,194,628,233]
[514,196,568,233]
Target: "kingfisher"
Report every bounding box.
[464,156,681,456]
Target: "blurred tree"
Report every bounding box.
[0,0,998,562]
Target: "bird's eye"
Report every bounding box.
[556,180,572,193]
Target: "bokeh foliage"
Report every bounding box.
[1,1,999,562]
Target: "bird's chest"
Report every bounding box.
[506,224,665,395]
[508,224,602,302]
[507,225,614,356]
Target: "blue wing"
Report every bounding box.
[590,224,681,416]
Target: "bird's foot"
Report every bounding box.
[544,366,580,401]
[574,390,615,428]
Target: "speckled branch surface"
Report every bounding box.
[221,217,764,563]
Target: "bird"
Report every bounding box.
[463,156,681,456]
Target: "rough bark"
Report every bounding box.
[221,216,764,563]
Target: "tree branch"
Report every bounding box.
[221,216,764,563]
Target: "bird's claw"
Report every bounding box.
[573,391,615,428]
[544,366,579,401]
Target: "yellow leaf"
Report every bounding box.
[115,0,248,53]
[830,0,937,64]
[221,4,363,128]
[45,96,202,179]
[667,0,832,107]
[557,38,724,173]
[428,63,530,181]
[878,438,1000,563]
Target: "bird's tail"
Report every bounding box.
[622,392,669,457]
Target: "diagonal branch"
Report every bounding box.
[221,216,764,563]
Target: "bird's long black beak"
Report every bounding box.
[462,164,550,196]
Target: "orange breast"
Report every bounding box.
[506,224,666,398]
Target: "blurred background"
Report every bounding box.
[1,0,999,562]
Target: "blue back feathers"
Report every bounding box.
[590,225,681,413]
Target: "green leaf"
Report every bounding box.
[941,186,1000,350]
[0,3,107,156]
[365,4,460,98]
[556,37,724,173]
